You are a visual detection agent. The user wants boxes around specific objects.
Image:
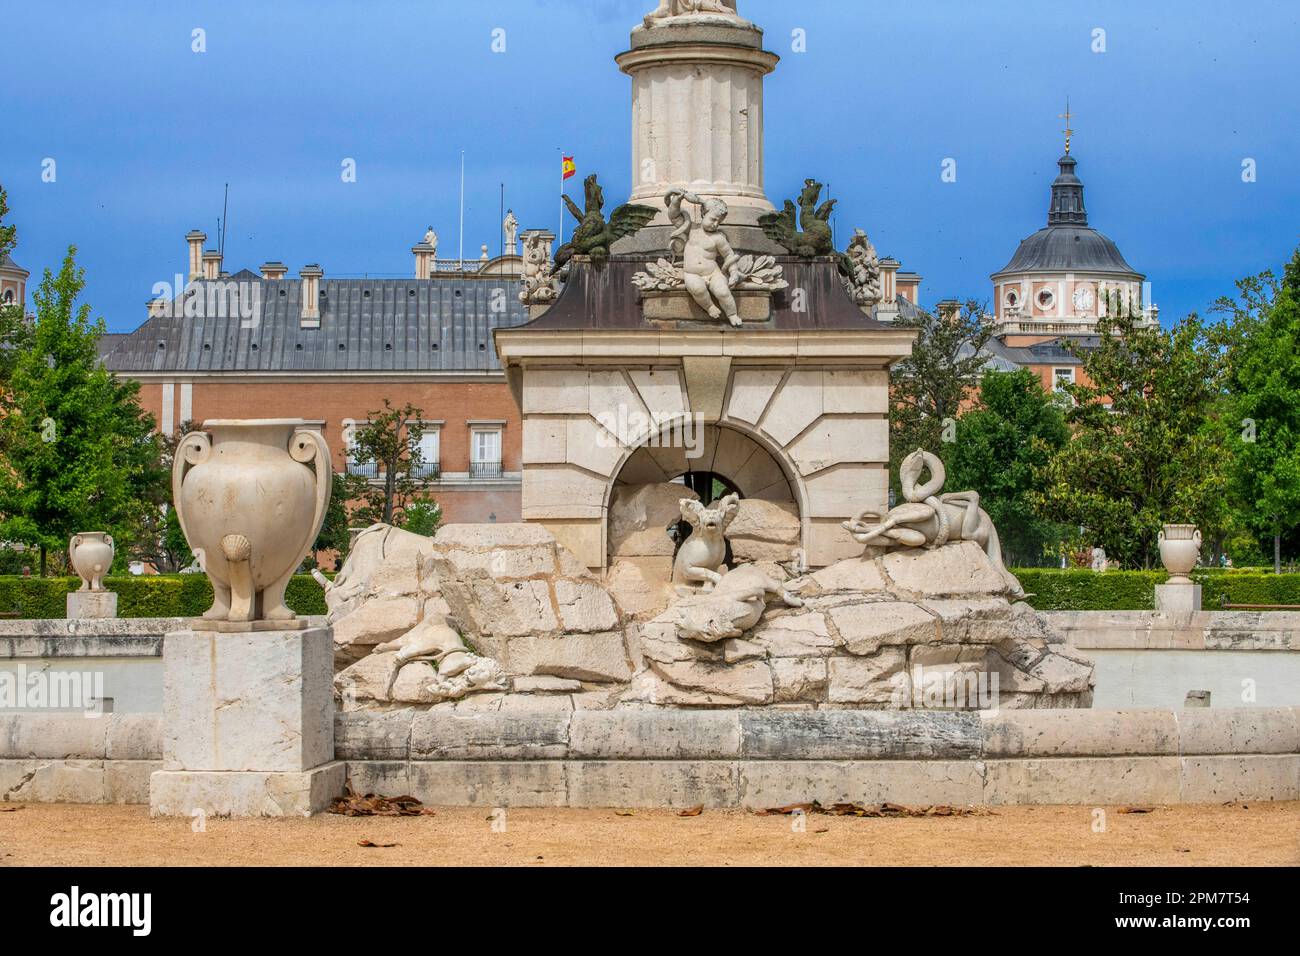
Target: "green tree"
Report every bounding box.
[311,476,356,571]
[403,500,443,537]
[890,299,992,485]
[1215,247,1300,572]
[344,399,439,528]
[944,369,1072,567]
[1034,312,1232,569]
[0,247,166,573]
[0,185,34,389]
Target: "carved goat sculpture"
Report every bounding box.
[671,493,740,591]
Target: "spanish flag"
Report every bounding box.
[562,155,576,180]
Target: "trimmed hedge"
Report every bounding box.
[1012,568,1300,611]
[0,575,328,620]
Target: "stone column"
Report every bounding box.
[149,625,343,817]
[613,17,782,255]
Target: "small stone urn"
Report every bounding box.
[173,419,331,625]
[1158,523,1201,585]
[69,532,114,591]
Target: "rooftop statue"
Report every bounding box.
[553,174,655,268]
[760,179,837,257]
[519,231,560,304]
[841,228,883,307]
[843,448,1022,594]
[503,209,519,254]
[643,0,738,28]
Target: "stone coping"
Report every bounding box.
[333,707,1300,762]
[0,616,327,658]
[6,708,1296,766]
[1048,610,1300,651]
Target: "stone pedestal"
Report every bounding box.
[66,590,117,619]
[149,625,342,817]
[1155,582,1202,613]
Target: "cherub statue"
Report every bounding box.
[671,493,740,591]
[842,449,1021,594]
[666,189,743,327]
[644,0,736,28]
[553,174,656,268]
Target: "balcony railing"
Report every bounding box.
[411,462,441,481]
[346,460,378,478]
[469,460,503,480]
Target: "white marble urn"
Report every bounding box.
[1158,523,1201,585]
[173,420,331,624]
[69,532,114,591]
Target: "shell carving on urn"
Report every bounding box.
[1158,523,1201,585]
[69,532,114,591]
[173,419,332,624]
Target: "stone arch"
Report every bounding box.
[603,416,808,570]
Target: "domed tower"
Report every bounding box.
[990,140,1155,347]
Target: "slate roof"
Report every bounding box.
[105,270,529,374]
[993,153,1140,278]
[0,254,28,276]
[513,256,893,332]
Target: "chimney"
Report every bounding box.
[186,230,207,281]
[260,261,288,281]
[878,257,899,303]
[896,271,922,304]
[299,264,323,327]
[412,243,434,280]
[936,298,960,318]
[202,250,222,280]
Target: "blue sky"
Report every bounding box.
[1,0,1297,331]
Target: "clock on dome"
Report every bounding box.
[1072,286,1095,312]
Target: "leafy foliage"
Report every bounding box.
[945,369,1072,566]
[343,399,441,531]
[1033,312,1232,569]
[0,247,166,574]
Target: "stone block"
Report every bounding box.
[106,760,158,803]
[786,417,887,476]
[739,759,982,809]
[649,658,773,705]
[554,579,622,633]
[727,498,800,563]
[827,648,908,704]
[566,759,739,808]
[802,464,888,516]
[508,632,633,683]
[750,612,835,657]
[161,627,334,773]
[409,712,571,760]
[106,713,162,760]
[822,369,888,414]
[628,368,686,423]
[740,710,982,760]
[681,355,733,423]
[828,601,938,655]
[513,675,583,693]
[769,657,828,701]
[1155,582,1201,613]
[521,368,589,415]
[725,368,783,425]
[521,467,607,518]
[149,761,345,817]
[879,541,1012,598]
[0,713,108,759]
[565,416,627,476]
[522,417,567,464]
[809,557,888,593]
[568,709,741,759]
[333,711,413,761]
[406,760,568,807]
[66,591,117,620]
[1178,755,1299,802]
[980,709,1179,757]
[609,482,698,557]
[982,756,1183,805]
[343,760,412,798]
[758,369,822,445]
[1177,707,1300,755]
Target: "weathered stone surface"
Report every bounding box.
[827,648,907,705]
[554,579,621,633]
[829,601,937,655]
[509,633,633,683]
[162,627,333,774]
[149,762,345,817]
[566,759,739,809]
[769,657,827,702]
[406,759,568,807]
[749,612,835,657]
[1177,754,1299,802]
[740,759,982,809]
[982,756,1183,805]
[741,710,983,760]
[808,556,888,593]
[1177,707,1300,755]
[334,650,401,704]
[410,712,571,760]
[879,541,1012,597]
[981,709,1179,757]
[334,711,412,761]
[649,658,774,705]
[513,675,583,693]
[727,498,799,563]
[569,709,742,759]
[918,598,1012,643]
[332,597,422,665]
[603,557,675,620]
[608,482,697,557]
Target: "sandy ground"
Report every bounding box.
[1,801,1297,866]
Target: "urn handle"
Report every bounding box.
[171,430,212,558]
[1192,529,1202,548]
[290,429,333,562]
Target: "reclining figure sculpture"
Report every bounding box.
[842,448,1021,595]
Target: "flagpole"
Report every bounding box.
[558,149,565,246]
[458,149,465,267]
